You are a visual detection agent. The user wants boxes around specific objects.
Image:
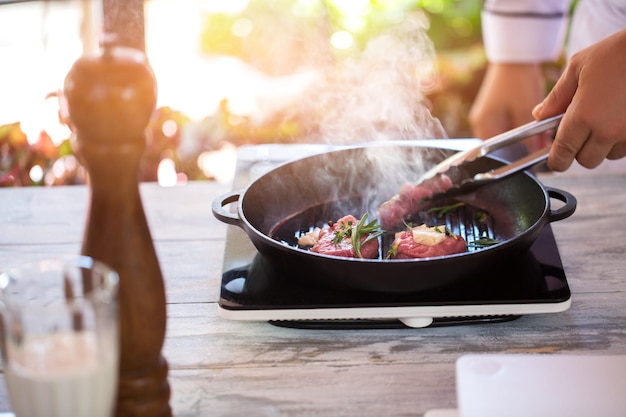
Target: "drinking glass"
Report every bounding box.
[0,256,119,417]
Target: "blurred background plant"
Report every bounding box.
[1,0,493,187]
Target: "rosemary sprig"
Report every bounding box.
[386,241,399,259]
[332,214,384,258]
[434,225,460,239]
[468,236,501,248]
[427,202,466,218]
[353,214,384,258]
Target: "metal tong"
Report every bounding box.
[420,113,564,195]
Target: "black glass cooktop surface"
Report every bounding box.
[219,223,570,327]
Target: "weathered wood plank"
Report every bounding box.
[0,181,230,245]
[0,168,625,417]
[161,293,626,371]
[0,240,225,304]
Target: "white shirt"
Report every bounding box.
[482,0,626,62]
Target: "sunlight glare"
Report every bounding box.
[332,0,370,16]
[384,8,405,24]
[341,15,367,32]
[157,158,178,187]
[29,165,44,183]
[162,119,178,137]
[0,3,84,126]
[197,142,237,183]
[201,0,250,14]
[291,0,319,17]
[330,31,354,50]
[232,17,253,37]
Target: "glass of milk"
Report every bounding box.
[0,256,119,417]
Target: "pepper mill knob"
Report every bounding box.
[64,40,172,417]
[64,39,156,145]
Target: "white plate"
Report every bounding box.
[426,354,626,417]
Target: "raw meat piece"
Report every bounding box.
[388,224,467,259]
[310,215,380,259]
[378,175,453,229]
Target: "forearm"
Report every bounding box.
[469,62,546,140]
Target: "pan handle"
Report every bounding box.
[212,191,244,227]
[546,187,577,222]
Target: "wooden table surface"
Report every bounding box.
[1,144,626,416]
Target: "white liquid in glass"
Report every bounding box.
[4,331,118,417]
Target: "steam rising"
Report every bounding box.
[303,12,447,144]
[290,11,451,220]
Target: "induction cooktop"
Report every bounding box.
[217,142,572,329]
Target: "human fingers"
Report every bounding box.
[574,124,626,167]
[574,132,614,169]
[532,63,578,120]
[547,112,588,171]
[606,143,626,160]
[548,112,619,171]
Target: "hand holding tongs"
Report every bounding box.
[419,113,564,195]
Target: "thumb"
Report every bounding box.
[532,64,579,120]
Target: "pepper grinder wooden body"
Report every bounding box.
[64,44,172,417]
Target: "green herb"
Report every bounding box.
[468,236,501,248]
[386,241,399,259]
[332,214,384,258]
[427,202,466,218]
[443,226,459,239]
[475,210,490,223]
[332,219,353,244]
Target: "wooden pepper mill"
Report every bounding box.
[64,41,172,417]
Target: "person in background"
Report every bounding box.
[469,0,626,171]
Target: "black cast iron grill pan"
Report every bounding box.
[213,144,576,294]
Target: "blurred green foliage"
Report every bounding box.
[1,0,488,186]
[200,0,483,73]
[198,0,486,139]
